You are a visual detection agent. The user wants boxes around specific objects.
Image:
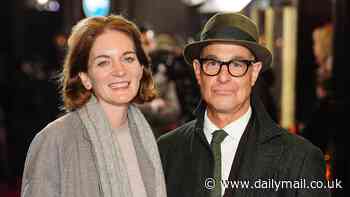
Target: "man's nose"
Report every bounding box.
[217,64,231,82]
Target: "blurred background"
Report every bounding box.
[0,0,349,196]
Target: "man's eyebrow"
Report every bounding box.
[200,54,218,59]
[233,55,255,60]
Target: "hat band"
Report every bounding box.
[201,26,256,43]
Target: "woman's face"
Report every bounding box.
[79,30,143,107]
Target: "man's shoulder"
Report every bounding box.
[158,119,197,141]
[273,127,326,183]
[282,129,319,149]
[276,127,323,157]
[157,119,197,147]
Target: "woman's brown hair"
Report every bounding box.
[60,15,157,111]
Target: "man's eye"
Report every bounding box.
[206,60,218,66]
[232,60,245,67]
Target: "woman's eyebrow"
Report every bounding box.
[92,50,136,61]
[122,51,137,56]
[93,54,110,61]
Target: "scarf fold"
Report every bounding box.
[78,96,167,197]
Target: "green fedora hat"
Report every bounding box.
[184,12,272,72]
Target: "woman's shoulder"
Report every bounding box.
[33,111,84,147]
[22,111,86,189]
[43,111,80,132]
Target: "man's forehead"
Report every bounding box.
[200,42,255,58]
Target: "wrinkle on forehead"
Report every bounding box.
[92,49,118,59]
[91,49,136,62]
[89,30,136,60]
[201,43,255,60]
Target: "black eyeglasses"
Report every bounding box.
[198,58,256,77]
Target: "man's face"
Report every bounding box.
[193,43,262,118]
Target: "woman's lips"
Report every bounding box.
[108,81,129,89]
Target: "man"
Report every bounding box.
[157,12,330,197]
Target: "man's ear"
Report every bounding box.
[250,62,262,86]
[78,72,92,90]
[192,59,202,85]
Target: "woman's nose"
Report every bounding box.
[111,60,126,76]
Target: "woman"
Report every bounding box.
[21,15,167,197]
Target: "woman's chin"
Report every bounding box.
[112,93,137,104]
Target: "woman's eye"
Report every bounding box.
[123,56,136,63]
[97,60,110,66]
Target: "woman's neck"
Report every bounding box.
[99,100,128,129]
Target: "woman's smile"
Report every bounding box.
[108,81,130,89]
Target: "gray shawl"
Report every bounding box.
[77,96,166,197]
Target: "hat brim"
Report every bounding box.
[183,39,272,72]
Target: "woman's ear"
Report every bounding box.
[78,72,92,90]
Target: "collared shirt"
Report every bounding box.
[203,106,252,195]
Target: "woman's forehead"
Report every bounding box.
[91,30,134,50]
[90,31,135,57]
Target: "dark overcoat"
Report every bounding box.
[158,96,330,197]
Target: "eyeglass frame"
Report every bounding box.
[196,58,257,77]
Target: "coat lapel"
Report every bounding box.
[223,108,258,197]
[223,96,284,197]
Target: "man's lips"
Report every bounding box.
[213,88,234,95]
